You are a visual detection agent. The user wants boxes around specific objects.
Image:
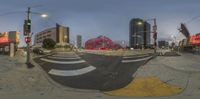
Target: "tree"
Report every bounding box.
[42,38,56,49]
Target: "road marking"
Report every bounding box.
[122,56,152,63]
[123,54,149,59]
[52,54,80,58]
[56,52,74,54]
[41,58,85,64]
[48,66,96,76]
[47,56,81,60]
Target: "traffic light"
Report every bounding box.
[23,19,31,36]
[25,37,31,43]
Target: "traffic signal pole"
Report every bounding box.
[26,7,31,64]
[153,18,157,53]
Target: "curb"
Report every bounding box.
[30,53,100,93]
[141,53,158,66]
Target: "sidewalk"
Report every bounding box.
[0,55,105,99]
[161,53,200,73]
[106,52,200,98]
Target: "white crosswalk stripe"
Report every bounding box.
[48,66,96,76]
[52,54,80,58]
[123,54,149,59]
[122,56,152,63]
[39,52,96,77]
[47,56,81,60]
[41,58,85,64]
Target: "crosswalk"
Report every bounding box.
[38,52,153,77]
[39,52,96,77]
[121,54,153,63]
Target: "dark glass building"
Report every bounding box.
[76,35,82,48]
[129,18,151,48]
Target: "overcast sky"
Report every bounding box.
[0,0,200,46]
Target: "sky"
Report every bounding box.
[1,0,200,46]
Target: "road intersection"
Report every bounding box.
[33,51,154,91]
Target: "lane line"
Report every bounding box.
[48,66,96,76]
[123,54,149,59]
[41,58,85,64]
[122,56,153,63]
[47,56,81,60]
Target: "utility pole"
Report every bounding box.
[153,18,157,53]
[27,7,30,64]
[24,7,31,65]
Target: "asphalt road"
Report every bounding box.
[33,52,153,91]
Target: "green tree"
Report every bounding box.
[42,38,56,49]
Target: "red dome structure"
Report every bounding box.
[85,35,122,50]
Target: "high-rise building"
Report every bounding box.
[76,35,82,48]
[34,24,69,47]
[129,18,151,48]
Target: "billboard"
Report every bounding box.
[190,34,200,45]
[0,32,19,44]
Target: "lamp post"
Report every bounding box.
[24,7,31,65]
[137,18,157,53]
[24,7,48,66]
[152,18,157,53]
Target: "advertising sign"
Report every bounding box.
[0,32,9,43]
[190,34,200,44]
[0,32,19,44]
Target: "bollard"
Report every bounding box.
[10,43,15,57]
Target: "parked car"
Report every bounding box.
[33,48,44,55]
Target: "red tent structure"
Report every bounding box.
[85,35,122,50]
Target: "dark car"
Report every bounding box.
[32,48,44,55]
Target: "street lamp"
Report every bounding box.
[41,14,48,18]
[24,7,48,67]
[137,21,143,25]
[136,21,144,49]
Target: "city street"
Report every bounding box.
[1,1,200,98]
[33,52,153,91]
